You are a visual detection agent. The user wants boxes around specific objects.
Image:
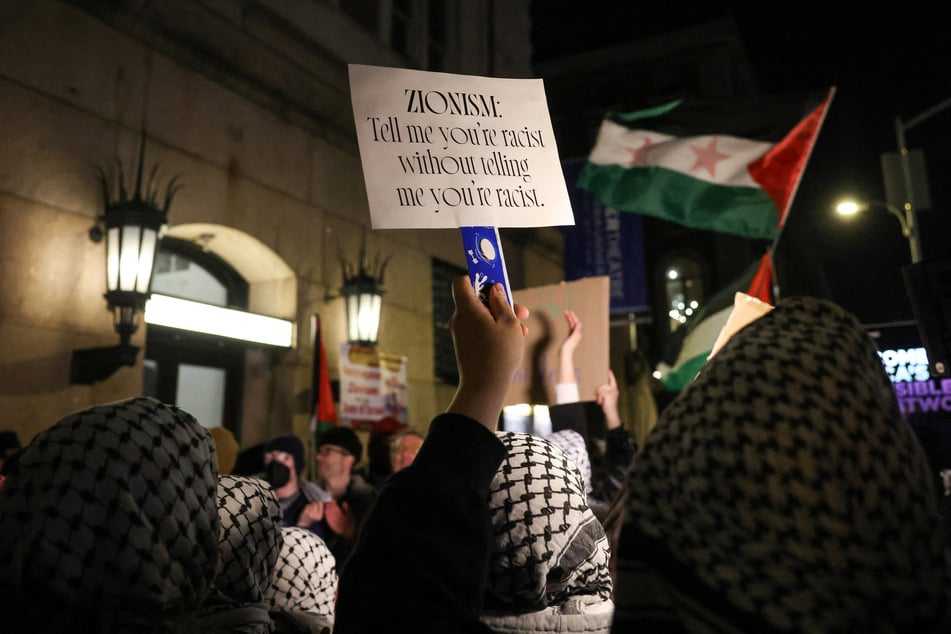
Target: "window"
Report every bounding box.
[340,0,379,32]
[426,0,447,71]
[432,258,465,384]
[341,0,451,70]
[390,0,412,58]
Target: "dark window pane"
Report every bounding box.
[432,257,465,384]
[340,0,379,33]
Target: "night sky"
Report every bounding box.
[531,3,951,325]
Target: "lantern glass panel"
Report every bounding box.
[119,224,142,292]
[347,293,361,342]
[360,292,381,342]
[106,226,120,292]
[136,228,158,294]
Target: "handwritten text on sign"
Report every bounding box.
[348,64,574,229]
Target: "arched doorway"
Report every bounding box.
[143,236,248,435]
[142,225,298,443]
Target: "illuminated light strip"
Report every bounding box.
[145,293,294,347]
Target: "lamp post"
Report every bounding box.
[890,96,951,262]
[70,134,181,384]
[835,97,951,263]
[834,199,920,262]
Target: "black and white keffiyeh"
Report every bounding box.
[264,526,337,621]
[626,296,951,632]
[0,397,220,631]
[545,428,592,494]
[214,474,284,604]
[484,431,612,621]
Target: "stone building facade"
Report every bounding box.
[0,0,564,455]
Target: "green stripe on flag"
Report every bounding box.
[656,302,735,392]
[577,162,780,240]
[659,351,709,392]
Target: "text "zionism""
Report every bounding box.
[406,89,501,118]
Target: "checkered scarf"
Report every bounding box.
[263,526,337,621]
[545,428,592,494]
[214,475,284,604]
[627,296,951,632]
[0,397,220,631]
[484,432,612,617]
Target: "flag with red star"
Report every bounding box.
[577,89,834,241]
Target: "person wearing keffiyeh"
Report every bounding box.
[613,296,951,633]
[0,397,221,633]
[337,277,613,633]
[480,431,614,633]
[205,474,335,634]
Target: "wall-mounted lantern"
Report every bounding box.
[70,134,182,384]
[332,237,389,348]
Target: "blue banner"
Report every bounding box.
[562,159,648,314]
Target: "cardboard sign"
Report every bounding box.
[348,64,574,229]
[506,276,610,406]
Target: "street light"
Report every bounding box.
[834,199,920,262]
[889,97,951,262]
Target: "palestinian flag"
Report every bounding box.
[310,314,339,436]
[577,89,834,241]
[655,259,761,392]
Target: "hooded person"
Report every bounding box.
[480,431,614,633]
[209,426,240,476]
[614,296,951,633]
[204,474,333,633]
[0,397,221,632]
[263,433,331,538]
[200,474,285,632]
[264,527,338,633]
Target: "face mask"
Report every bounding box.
[265,461,291,489]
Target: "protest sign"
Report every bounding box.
[339,343,409,430]
[348,64,574,229]
[505,276,610,406]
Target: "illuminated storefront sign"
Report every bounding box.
[879,347,951,414]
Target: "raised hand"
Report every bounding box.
[595,369,622,430]
[447,276,529,431]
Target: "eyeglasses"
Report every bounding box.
[317,445,351,458]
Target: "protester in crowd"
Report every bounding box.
[210,474,334,633]
[203,473,286,632]
[264,526,337,632]
[0,397,222,632]
[551,309,637,521]
[263,433,331,539]
[314,425,379,568]
[336,279,951,633]
[390,428,425,473]
[209,425,240,475]
[480,430,614,633]
[362,416,407,490]
[335,276,529,633]
[612,295,951,632]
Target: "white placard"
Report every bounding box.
[349,64,575,229]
